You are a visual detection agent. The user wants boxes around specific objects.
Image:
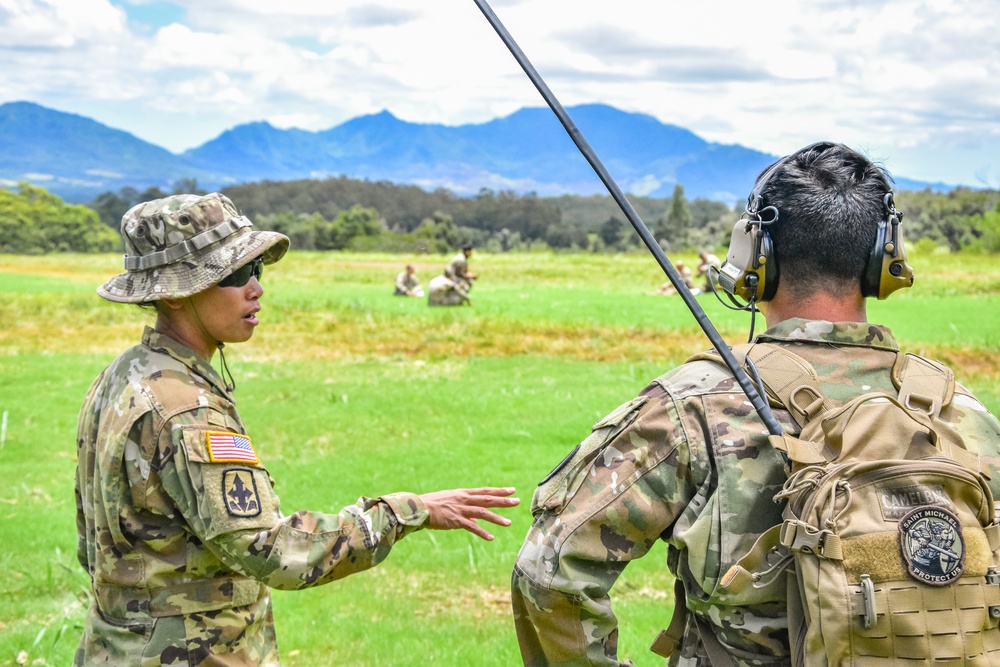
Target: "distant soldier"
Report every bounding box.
[696,249,722,294]
[428,274,472,306]
[74,193,518,665]
[394,264,424,297]
[429,245,477,306]
[654,260,694,295]
[445,245,478,292]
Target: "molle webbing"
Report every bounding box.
[846,579,1000,664]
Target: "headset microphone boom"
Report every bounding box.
[471,0,784,436]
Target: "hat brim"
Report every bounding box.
[98,229,289,303]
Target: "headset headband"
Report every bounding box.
[718,142,913,304]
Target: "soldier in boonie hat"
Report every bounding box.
[74,193,519,665]
[98,192,288,303]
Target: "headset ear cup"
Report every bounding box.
[758,229,777,302]
[865,217,915,299]
[719,219,778,304]
[862,220,888,298]
[720,220,765,303]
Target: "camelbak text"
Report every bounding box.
[880,485,951,521]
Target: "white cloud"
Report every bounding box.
[0,0,997,185]
[0,0,126,47]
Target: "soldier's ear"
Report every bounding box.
[158,297,185,311]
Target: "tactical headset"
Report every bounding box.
[717,142,914,304]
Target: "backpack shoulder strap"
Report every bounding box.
[893,353,990,476]
[893,352,955,417]
[688,343,836,465]
[740,344,833,430]
[688,343,834,433]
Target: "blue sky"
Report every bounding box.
[113,0,184,28]
[3,0,998,189]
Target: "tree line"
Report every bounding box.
[2,176,998,255]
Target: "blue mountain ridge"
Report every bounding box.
[0,100,952,203]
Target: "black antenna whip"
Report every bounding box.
[472,0,783,436]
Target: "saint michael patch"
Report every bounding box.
[898,506,965,586]
[222,468,262,518]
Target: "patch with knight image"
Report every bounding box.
[898,506,965,586]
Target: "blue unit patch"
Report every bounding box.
[222,468,261,518]
[898,506,965,586]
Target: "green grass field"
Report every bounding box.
[0,250,998,666]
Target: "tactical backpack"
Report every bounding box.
[661,343,1000,666]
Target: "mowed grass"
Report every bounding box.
[0,249,998,666]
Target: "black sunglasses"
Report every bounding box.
[218,257,263,288]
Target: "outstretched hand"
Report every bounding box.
[419,487,519,541]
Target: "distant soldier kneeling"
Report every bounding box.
[429,245,477,306]
[428,274,472,306]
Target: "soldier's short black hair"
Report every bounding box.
[757,143,893,299]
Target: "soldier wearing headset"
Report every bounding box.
[510,143,1000,666]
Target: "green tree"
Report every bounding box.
[89,186,171,229]
[895,188,999,251]
[414,211,462,253]
[966,205,1000,253]
[0,183,120,253]
[599,216,627,249]
[337,205,384,249]
[261,211,322,250]
[544,223,587,250]
[171,178,205,195]
[658,184,692,249]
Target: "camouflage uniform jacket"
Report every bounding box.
[445,253,470,282]
[395,270,420,294]
[75,327,429,666]
[512,319,1000,666]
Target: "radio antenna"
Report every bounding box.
[472,0,783,436]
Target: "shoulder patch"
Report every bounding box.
[222,468,262,517]
[205,431,259,464]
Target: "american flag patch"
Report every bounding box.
[205,432,258,464]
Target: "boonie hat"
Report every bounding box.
[98,193,289,303]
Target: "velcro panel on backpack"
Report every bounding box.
[841,528,996,583]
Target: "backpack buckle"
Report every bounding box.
[781,520,826,555]
[789,385,827,421]
[904,391,939,416]
[780,520,844,560]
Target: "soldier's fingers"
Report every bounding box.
[468,508,512,527]
[464,486,517,498]
[460,489,520,508]
[451,513,498,540]
[464,496,520,510]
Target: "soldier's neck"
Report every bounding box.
[760,290,867,327]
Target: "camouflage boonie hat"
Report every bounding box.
[98,193,289,303]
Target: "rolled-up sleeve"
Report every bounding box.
[159,409,429,590]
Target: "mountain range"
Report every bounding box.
[0,100,950,204]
